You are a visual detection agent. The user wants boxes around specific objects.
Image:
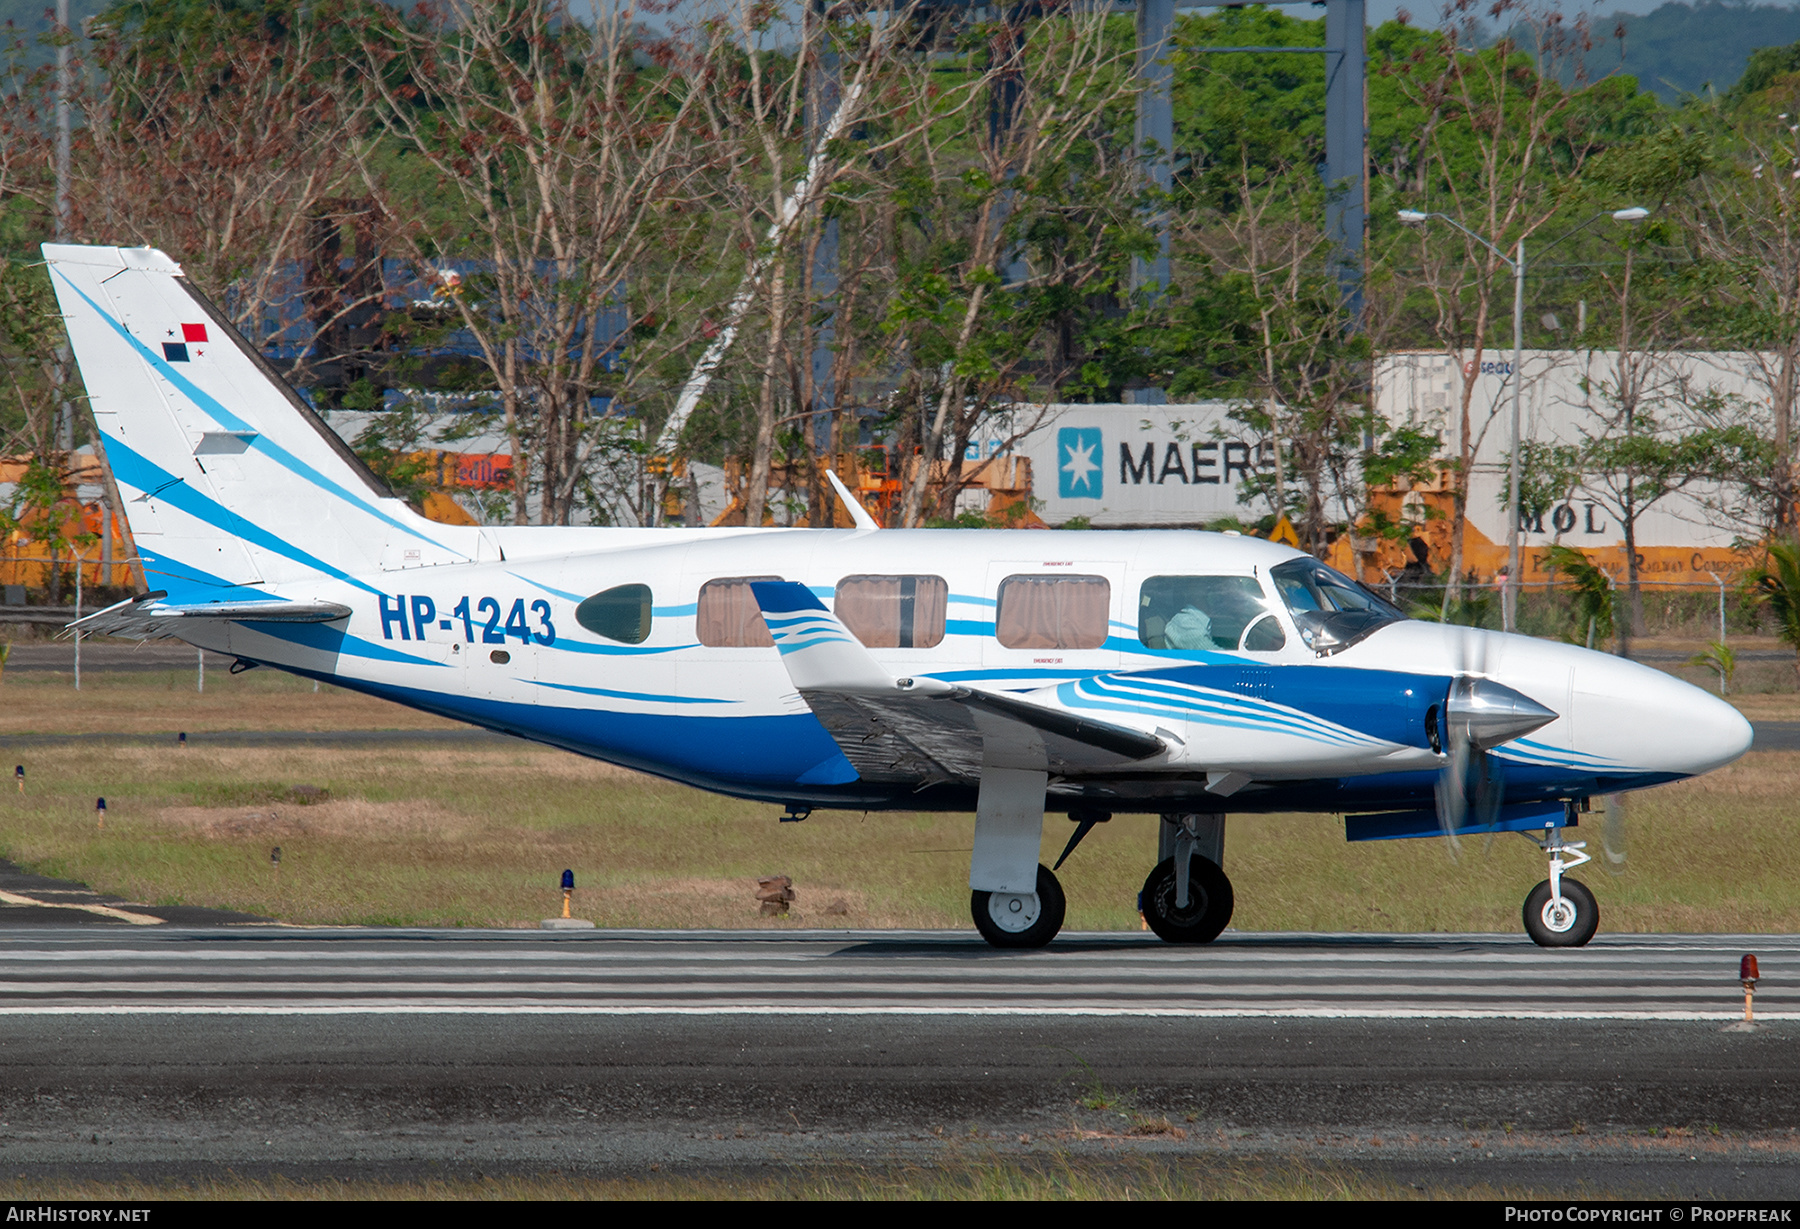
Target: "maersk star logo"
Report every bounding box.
[1058,427,1103,499]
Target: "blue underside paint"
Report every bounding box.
[1345,801,1570,842]
[348,678,860,790]
[232,654,1679,813]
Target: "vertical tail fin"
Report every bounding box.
[44,244,481,601]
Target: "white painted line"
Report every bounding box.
[0,889,161,926]
[0,1004,1787,1019]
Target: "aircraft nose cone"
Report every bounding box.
[1447,677,1559,749]
[1573,654,1753,777]
[1694,689,1754,770]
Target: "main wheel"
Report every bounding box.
[1523,877,1599,948]
[1140,854,1234,944]
[971,864,1066,949]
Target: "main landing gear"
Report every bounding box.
[963,782,1237,950]
[970,864,1067,948]
[1140,814,1235,944]
[1522,820,1599,948]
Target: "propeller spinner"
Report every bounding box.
[1434,676,1559,853]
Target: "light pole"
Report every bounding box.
[1396,207,1650,633]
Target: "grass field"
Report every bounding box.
[0,663,1794,932]
[0,1158,1551,1201]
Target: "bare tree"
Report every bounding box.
[1388,0,1603,602]
[1693,111,1800,539]
[77,1,373,357]
[357,0,721,525]
[1190,145,1374,556]
[884,5,1142,527]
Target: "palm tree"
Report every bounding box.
[1749,540,1800,683]
[1540,544,1615,649]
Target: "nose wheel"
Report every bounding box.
[1522,823,1599,947]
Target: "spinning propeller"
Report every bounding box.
[1432,627,1558,858]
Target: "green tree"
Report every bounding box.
[1748,539,1800,683]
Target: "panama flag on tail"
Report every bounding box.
[43,245,493,630]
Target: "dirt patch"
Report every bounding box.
[150,797,471,841]
[586,875,877,928]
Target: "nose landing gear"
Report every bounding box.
[1522,821,1599,947]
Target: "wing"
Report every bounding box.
[70,590,352,638]
[749,581,1164,783]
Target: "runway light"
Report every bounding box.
[13,765,21,793]
[561,869,574,919]
[1741,953,1760,1022]
[95,797,105,830]
[178,732,186,747]
[271,846,281,869]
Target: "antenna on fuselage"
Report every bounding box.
[825,470,879,532]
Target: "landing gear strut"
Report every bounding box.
[1522,821,1599,948]
[1141,814,1235,944]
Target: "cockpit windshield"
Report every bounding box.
[1269,558,1406,655]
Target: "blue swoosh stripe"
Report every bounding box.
[55,268,456,553]
[775,634,856,653]
[513,574,586,601]
[532,680,730,705]
[1071,676,1372,747]
[104,435,382,595]
[1078,676,1332,737]
[544,639,697,657]
[249,622,448,667]
[1060,689,1374,744]
[1510,736,1621,767]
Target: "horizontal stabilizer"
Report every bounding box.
[747,579,1164,781]
[70,591,352,638]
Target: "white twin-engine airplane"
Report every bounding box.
[48,244,1753,948]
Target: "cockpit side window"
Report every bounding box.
[1139,575,1284,652]
[1269,559,1405,655]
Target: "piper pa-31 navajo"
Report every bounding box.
[47,243,1754,948]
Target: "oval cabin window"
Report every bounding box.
[576,583,653,644]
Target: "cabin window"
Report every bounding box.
[994,575,1110,650]
[575,583,652,645]
[1139,576,1283,652]
[696,576,779,647]
[834,575,948,649]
